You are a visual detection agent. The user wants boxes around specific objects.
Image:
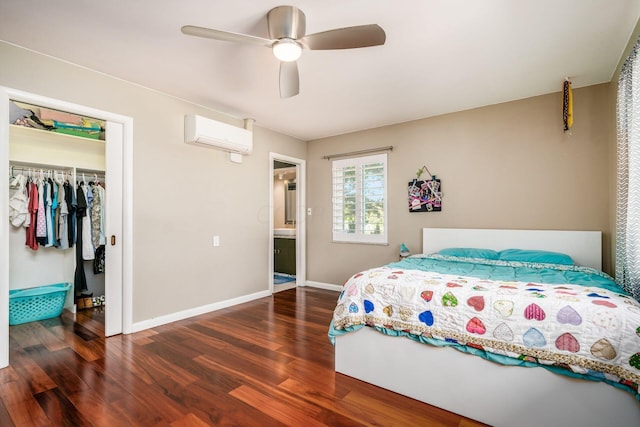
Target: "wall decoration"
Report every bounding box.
[408,166,442,212]
[563,79,573,132]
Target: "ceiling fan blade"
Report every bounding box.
[279,61,300,98]
[181,25,273,48]
[300,24,386,50]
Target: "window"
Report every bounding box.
[332,153,387,244]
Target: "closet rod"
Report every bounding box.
[76,169,106,181]
[10,162,105,181]
[10,165,72,178]
[76,173,106,183]
[322,145,393,160]
[10,160,71,172]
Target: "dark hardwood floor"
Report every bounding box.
[1,287,487,426]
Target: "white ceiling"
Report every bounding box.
[1,0,639,141]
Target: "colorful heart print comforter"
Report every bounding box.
[330,255,640,400]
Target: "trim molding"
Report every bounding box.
[305,281,342,292]
[130,290,271,333]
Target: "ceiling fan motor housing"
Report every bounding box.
[268,6,306,40]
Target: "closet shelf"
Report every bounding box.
[10,99,105,142]
[10,124,105,145]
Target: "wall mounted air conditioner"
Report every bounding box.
[184,114,253,155]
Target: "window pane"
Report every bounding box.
[332,154,387,243]
[362,161,385,236]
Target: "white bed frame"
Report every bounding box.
[335,228,640,427]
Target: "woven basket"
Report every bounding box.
[9,283,72,325]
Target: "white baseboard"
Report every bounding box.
[305,280,342,292]
[130,289,272,333]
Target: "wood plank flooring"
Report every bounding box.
[2,288,488,426]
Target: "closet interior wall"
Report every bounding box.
[8,122,106,310]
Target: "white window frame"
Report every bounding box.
[332,153,388,244]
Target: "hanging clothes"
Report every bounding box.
[64,180,76,248]
[93,245,105,274]
[74,183,88,295]
[25,180,38,251]
[53,177,61,247]
[99,183,105,246]
[44,179,54,247]
[58,179,69,249]
[23,177,31,229]
[36,177,47,245]
[90,182,104,249]
[8,174,28,227]
[9,165,104,293]
[90,181,106,274]
[81,183,94,261]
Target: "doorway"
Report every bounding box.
[269,153,305,294]
[0,87,133,368]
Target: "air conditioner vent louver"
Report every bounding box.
[184,114,252,155]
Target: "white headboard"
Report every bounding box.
[422,228,602,270]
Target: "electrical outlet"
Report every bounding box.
[213,235,220,247]
[307,208,312,216]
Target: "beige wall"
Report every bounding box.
[306,83,612,285]
[0,42,306,323]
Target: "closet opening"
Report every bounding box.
[1,88,132,368]
[8,101,108,325]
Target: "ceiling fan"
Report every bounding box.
[181,5,386,98]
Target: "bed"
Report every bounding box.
[330,228,640,427]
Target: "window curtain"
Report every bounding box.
[616,36,640,301]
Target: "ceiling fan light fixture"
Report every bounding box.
[273,38,302,62]
[182,6,385,97]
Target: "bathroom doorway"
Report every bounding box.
[269,153,305,294]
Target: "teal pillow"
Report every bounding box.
[498,249,574,265]
[437,248,499,260]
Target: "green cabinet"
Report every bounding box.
[274,238,296,275]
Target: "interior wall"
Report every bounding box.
[0,42,306,324]
[306,83,612,286]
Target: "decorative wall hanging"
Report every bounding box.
[408,165,442,212]
[563,79,573,132]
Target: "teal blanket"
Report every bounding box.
[387,254,624,294]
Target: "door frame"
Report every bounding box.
[0,87,133,368]
[269,153,306,293]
